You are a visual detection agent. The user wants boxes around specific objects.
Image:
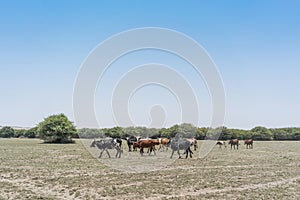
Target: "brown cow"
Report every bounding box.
[133,139,157,156]
[228,139,239,150]
[157,138,170,151]
[244,139,253,149]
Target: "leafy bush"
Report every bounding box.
[0,126,15,138]
[37,114,77,143]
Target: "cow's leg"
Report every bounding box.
[118,149,122,158]
[99,149,105,158]
[106,149,111,158]
[119,148,121,158]
[115,147,120,158]
[170,150,175,159]
[185,149,188,159]
[153,146,156,156]
[177,149,181,159]
[140,147,143,156]
[117,148,121,158]
[158,145,162,151]
[186,148,193,159]
[189,148,193,158]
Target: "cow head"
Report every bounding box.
[90,138,96,147]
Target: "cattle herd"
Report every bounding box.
[90,136,253,159]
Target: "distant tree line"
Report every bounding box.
[0,126,37,138]
[2,122,299,141]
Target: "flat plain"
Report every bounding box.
[0,138,299,199]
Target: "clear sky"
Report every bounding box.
[0,0,299,129]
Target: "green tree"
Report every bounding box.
[104,126,123,138]
[123,126,140,137]
[196,127,208,140]
[0,126,15,138]
[159,128,169,138]
[78,128,104,138]
[178,123,197,138]
[251,126,273,140]
[168,124,180,138]
[214,126,231,140]
[14,129,27,138]
[25,127,38,138]
[37,114,77,143]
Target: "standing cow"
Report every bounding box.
[228,139,239,150]
[168,136,193,159]
[90,138,122,158]
[216,141,227,149]
[126,136,138,152]
[244,139,253,149]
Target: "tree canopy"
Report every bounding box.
[0,126,15,138]
[37,114,77,143]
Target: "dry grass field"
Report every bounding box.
[0,138,299,199]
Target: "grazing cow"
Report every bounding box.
[168,137,193,159]
[133,139,157,156]
[126,136,138,152]
[228,139,239,150]
[90,139,122,158]
[244,139,253,149]
[216,141,227,149]
[186,138,198,151]
[157,138,170,151]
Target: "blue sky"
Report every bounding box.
[0,1,299,129]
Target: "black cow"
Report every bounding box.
[126,136,138,152]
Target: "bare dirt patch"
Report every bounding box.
[0,139,299,199]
